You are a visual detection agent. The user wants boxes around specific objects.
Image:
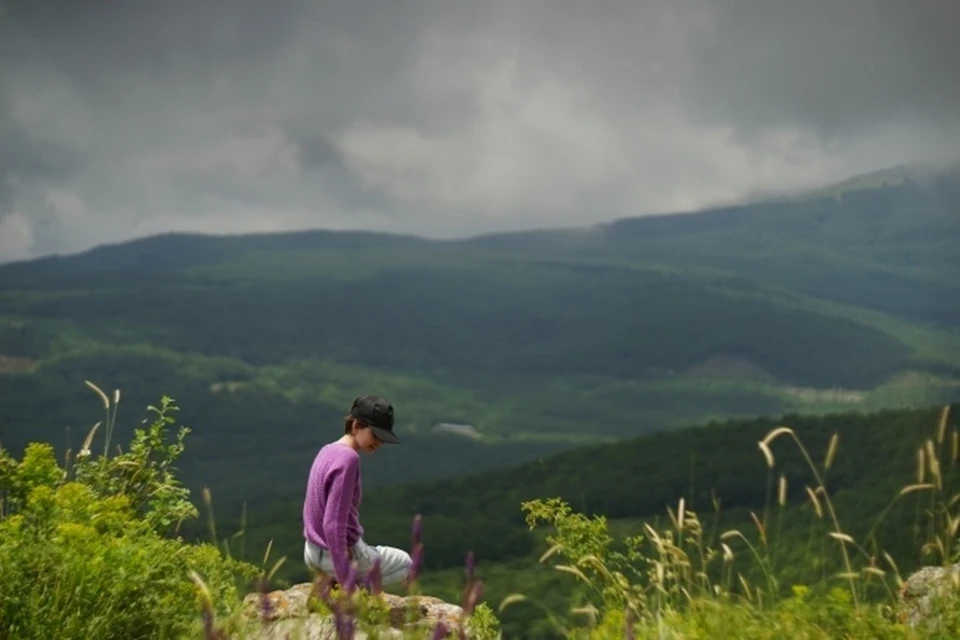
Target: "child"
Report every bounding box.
[302,394,413,587]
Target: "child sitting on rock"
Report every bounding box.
[302,394,413,587]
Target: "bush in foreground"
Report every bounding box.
[0,390,259,639]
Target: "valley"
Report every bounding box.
[0,167,958,511]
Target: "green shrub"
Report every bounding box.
[0,388,259,640]
[70,393,199,533]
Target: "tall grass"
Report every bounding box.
[510,405,960,638]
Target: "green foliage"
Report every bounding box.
[307,584,394,631]
[494,407,960,638]
[615,586,912,640]
[71,392,198,532]
[467,602,502,640]
[0,394,260,640]
[522,497,614,564]
[0,442,62,515]
[0,482,255,639]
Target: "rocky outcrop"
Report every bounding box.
[239,582,467,639]
[899,562,960,631]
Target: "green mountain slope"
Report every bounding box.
[230,403,957,569]
[223,404,960,638]
[463,168,960,325]
[0,166,958,510]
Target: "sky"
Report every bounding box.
[1,0,959,262]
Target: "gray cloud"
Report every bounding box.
[683,1,960,138]
[1,0,958,261]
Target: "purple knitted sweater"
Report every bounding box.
[302,443,363,583]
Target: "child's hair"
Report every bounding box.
[344,415,358,435]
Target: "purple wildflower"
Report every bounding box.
[463,581,483,616]
[328,588,355,640]
[365,557,383,594]
[201,608,215,638]
[410,542,424,583]
[313,573,335,606]
[258,576,273,620]
[406,513,425,590]
[464,551,475,584]
[200,606,227,640]
[334,611,356,640]
[458,578,484,640]
[312,571,356,639]
[411,513,423,545]
[343,564,357,595]
[431,621,449,639]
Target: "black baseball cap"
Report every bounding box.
[350,395,400,444]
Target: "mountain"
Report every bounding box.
[230,403,960,638]
[786,159,960,201]
[233,403,959,573]
[0,165,958,511]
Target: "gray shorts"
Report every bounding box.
[303,537,412,586]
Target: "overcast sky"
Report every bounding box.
[1,0,958,262]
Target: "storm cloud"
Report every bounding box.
[1,0,958,261]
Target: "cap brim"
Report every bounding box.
[370,426,400,444]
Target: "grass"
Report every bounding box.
[485,405,960,638]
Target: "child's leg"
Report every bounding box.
[372,544,413,585]
[306,538,412,586]
[303,539,335,580]
[355,539,413,586]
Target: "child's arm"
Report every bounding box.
[321,455,359,583]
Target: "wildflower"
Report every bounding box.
[463,581,483,616]
[365,557,383,595]
[258,576,273,620]
[412,513,423,544]
[625,606,636,640]
[465,551,475,584]
[410,542,424,583]
[343,564,357,595]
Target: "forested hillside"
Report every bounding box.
[0,167,957,512]
[222,404,957,573]
[204,404,960,637]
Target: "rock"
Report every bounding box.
[243,583,315,622]
[240,613,402,639]
[241,582,466,638]
[378,593,465,631]
[899,562,960,630]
